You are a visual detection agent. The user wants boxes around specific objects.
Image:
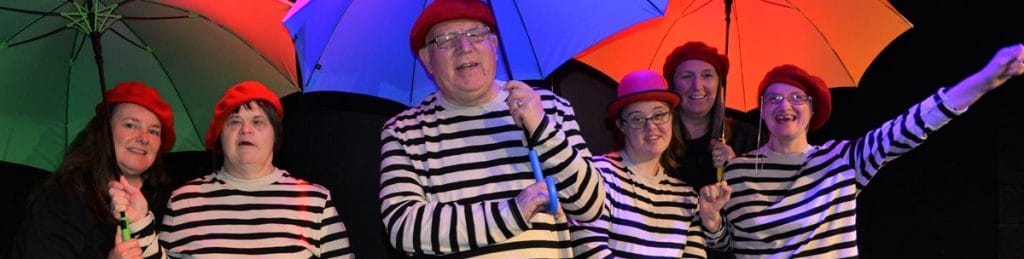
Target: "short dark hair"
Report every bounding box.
[215,100,284,153]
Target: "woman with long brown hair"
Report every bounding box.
[13,82,174,258]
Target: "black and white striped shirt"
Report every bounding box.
[571,151,712,258]
[712,89,961,258]
[160,168,353,258]
[379,85,605,257]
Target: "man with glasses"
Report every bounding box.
[378,0,605,257]
[704,45,1024,258]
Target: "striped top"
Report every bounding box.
[160,168,353,258]
[379,84,605,258]
[711,89,962,258]
[570,151,713,259]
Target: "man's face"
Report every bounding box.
[418,19,499,105]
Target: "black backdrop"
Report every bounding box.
[2,0,1021,258]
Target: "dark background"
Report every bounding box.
[3,1,1022,258]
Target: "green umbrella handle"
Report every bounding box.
[120,212,131,240]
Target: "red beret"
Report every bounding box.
[757,64,832,130]
[608,70,681,118]
[662,41,729,85]
[97,82,175,153]
[205,81,283,151]
[409,0,496,52]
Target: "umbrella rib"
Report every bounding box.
[506,0,544,79]
[643,0,667,14]
[6,27,71,48]
[304,0,357,90]
[108,28,149,51]
[121,15,191,20]
[70,32,88,67]
[0,4,67,16]
[144,1,301,90]
[113,11,207,147]
[0,3,70,44]
[65,33,88,152]
[408,0,432,105]
[647,0,710,70]
[780,0,856,85]
[733,2,748,109]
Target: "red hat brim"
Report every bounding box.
[97,82,176,153]
[205,81,283,151]
[607,90,681,119]
[409,0,496,52]
[757,64,832,130]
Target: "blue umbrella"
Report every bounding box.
[284,0,667,106]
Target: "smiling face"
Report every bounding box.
[220,101,276,168]
[110,103,162,177]
[671,59,720,119]
[617,101,674,159]
[418,19,499,106]
[761,83,813,142]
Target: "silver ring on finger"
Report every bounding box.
[515,99,524,106]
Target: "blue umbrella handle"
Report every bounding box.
[545,177,559,214]
[528,150,559,213]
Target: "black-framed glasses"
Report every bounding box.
[762,93,812,105]
[426,26,493,49]
[621,112,672,129]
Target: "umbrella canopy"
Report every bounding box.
[284,0,668,106]
[0,0,299,171]
[576,0,912,111]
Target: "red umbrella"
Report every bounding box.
[576,0,912,112]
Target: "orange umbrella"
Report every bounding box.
[576,0,912,111]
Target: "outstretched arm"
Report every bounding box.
[846,44,1024,188]
[945,44,1024,110]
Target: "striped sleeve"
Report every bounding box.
[847,88,962,188]
[682,216,708,259]
[379,129,530,255]
[319,195,354,258]
[128,211,165,259]
[530,92,605,222]
[705,219,733,252]
[569,207,614,258]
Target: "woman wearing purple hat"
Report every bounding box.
[570,70,730,258]
[703,44,1024,258]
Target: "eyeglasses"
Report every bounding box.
[426,26,493,49]
[621,112,672,129]
[762,93,812,105]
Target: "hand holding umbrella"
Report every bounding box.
[505,82,559,215]
[710,139,734,182]
[97,87,133,241]
[108,176,147,240]
[109,227,142,259]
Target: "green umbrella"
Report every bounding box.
[0,0,299,172]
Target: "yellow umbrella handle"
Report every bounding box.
[716,136,726,182]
